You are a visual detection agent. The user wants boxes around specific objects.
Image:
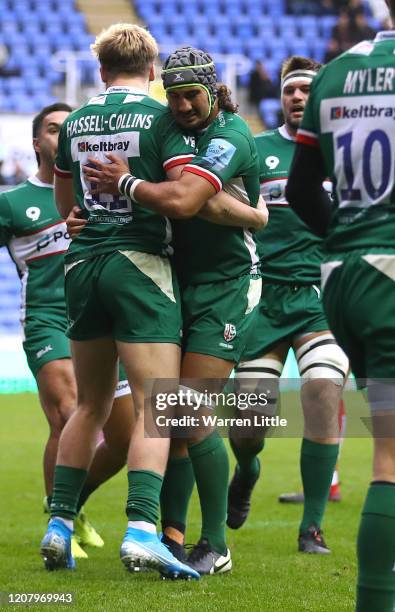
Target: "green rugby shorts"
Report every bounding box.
[65,250,182,344]
[181,274,262,363]
[242,282,328,361]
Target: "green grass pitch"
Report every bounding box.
[0,392,371,611]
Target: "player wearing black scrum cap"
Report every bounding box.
[83,46,267,575]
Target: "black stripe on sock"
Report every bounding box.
[236,367,281,376]
[299,362,346,378]
[297,338,337,361]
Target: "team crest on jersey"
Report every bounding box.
[26,206,41,221]
[224,323,236,342]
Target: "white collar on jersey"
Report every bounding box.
[374,30,395,42]
[279,124,295,142]
[105,85,148,95]
[28,175,54,189]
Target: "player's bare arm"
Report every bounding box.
[199,193,268,230]
[84,155,214,218]
[166,163,267,229]
[55,175,77,219]
[83,154,267,228]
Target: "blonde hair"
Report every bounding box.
[91,23,158,77]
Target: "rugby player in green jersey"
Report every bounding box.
[227,57,349,555]
[39,25,201,580]
[42,26,264,579]
[0,104,134,560]
[287,2,395,608]
[82,46,267,575]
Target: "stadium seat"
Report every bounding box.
[159,4,179,18]
[48,34,73,51]
[204,7,222,21]
[23,30,49,50]
[243,38,265,56]
[150,24,167,39]
[220,38,244,55]
[259,98,281,129]
[0,0,352,117]
[0,21,20,35]
[19,19,41,34]
[210,23,232,39]
[268,37,287,56]
[245,6,264,19]
[0,0,91,112]
[181,5,200,18]
[310,39,328,60]
[18,57,39,73]
[203,40,221,55]
[14,95,40,113]
[298,15,318,32]
[2,77,26,93]
[287,40,310,57]
[267,4,285,17]
[298,24,320,42]
[319,15,337,37]
[262,59,280,81]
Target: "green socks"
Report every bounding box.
[188,431,229,554]
[76,484,98,513]
[356,482,395,612]
[160,456,195,534]
[230,437,264,482]
[126,470,163,525]
[299,438,339,533]
[50,465,88,520]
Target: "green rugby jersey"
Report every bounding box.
[297,31,395,253]
[55,86,195,263]
[0,177,69,326]
[255,125,332,284]
[173,111,260,285]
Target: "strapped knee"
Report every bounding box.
[295,334,348,386]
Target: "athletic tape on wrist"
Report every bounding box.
[118,173,132,194]
[118,173,144,203]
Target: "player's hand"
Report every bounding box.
[82,154,130,195]
[66,206,87,240]
[252,196,269,230]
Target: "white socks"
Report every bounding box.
[51,516,74,531]
[128,520,156,534]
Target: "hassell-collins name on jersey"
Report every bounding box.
[344,67,395,94]
[67,112,154,137]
